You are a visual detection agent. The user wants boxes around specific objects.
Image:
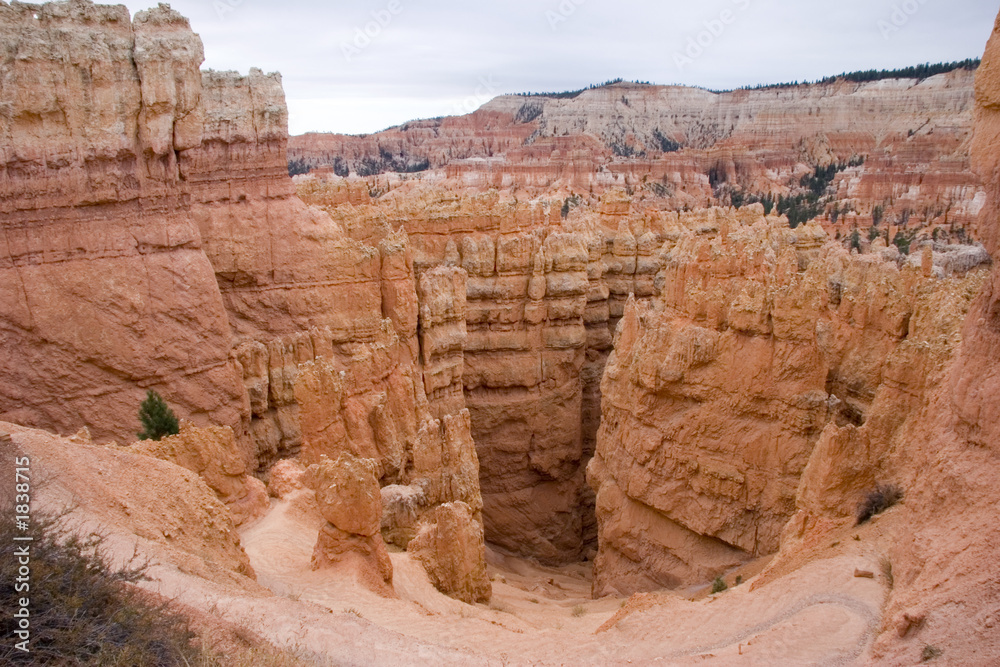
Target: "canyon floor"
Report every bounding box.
[231,496,889,665]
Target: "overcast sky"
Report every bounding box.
[120,0,998,136]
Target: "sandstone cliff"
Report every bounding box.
[0,1,246,446]
[0,0,489,603]
[588,206,987,595]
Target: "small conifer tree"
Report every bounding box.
[137,390,180,441]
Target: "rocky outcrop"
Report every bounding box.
[307,453,394,596]
[408,501,492,604]
[3,421,256,582]
[0,1,246,445]
[297,182,684,562]
[129,422,269,527]
[588,207,987,596]
[0,2,490,601]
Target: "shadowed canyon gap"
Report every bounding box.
[2,2,1000,664]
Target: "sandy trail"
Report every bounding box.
[232,495,888,665]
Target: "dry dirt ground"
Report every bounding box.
[11,425,890,666]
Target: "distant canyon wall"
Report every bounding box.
[290,70,983,231]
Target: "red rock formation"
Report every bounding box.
[0,2,246,445]
[589,207,987,596]
[408,501,492,604]
[129,422,269,527]
[290,70,983,234]
[307,453,394,596]
[0,1,491,600]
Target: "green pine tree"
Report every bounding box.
[137,390,180,441]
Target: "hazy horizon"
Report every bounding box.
[117,0,998,136]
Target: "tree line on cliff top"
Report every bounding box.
[508,60,979,99]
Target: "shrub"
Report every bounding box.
[571,604,586,617]
[287,158,310,177]
[0,512,202,665]
[137,389,180,441]
[921,645,943,662]
[711,576,728,594]
[856,483,904,524]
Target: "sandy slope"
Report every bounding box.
[233,494,887,666]
[8,424,889,666]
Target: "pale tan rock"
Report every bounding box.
[409,502,491,604]
[267,459,307,498]
[130,422,268,526]
[308,453,382,537]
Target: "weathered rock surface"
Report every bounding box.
[297,182,682,562]
[0,1,490,600]
[589,207,987,596]
[408,501,492,604]
[291,68,983,234]
[266,458,307,499]
[129,422,269,527]
[307,453,394,596]
[0,1,246,446]
[2,421,256,582]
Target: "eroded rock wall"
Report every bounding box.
[291,70,983,232]
[0,2,247,445]
[589,206,988,596]
[0,1,489,601]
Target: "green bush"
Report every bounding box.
[711,576,728,594]
[137,390,180,441]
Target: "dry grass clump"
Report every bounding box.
[856,483,904,524]
[0,511,202,665]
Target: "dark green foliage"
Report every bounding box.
[714,59,979,93]
[850,230,862,252]
[729,190,775,215]
[355,148,431,177]
[287,158,311,177]
[869,226,882,242]
[561,199,570,219]
[514,78,653,99]
[651,129,682,153]
[710,577,728,594]
[872,204,885,226]
[776,193,824,228]
[514,102,544,124]
[893,232,913,255]
[857,483,904,525]
[1,512,202,665]
[801,163,844,196]
[137,390,180,442]
[332,157,349,178]
[609,140,644,158]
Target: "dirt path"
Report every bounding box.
[234,495,886,665]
